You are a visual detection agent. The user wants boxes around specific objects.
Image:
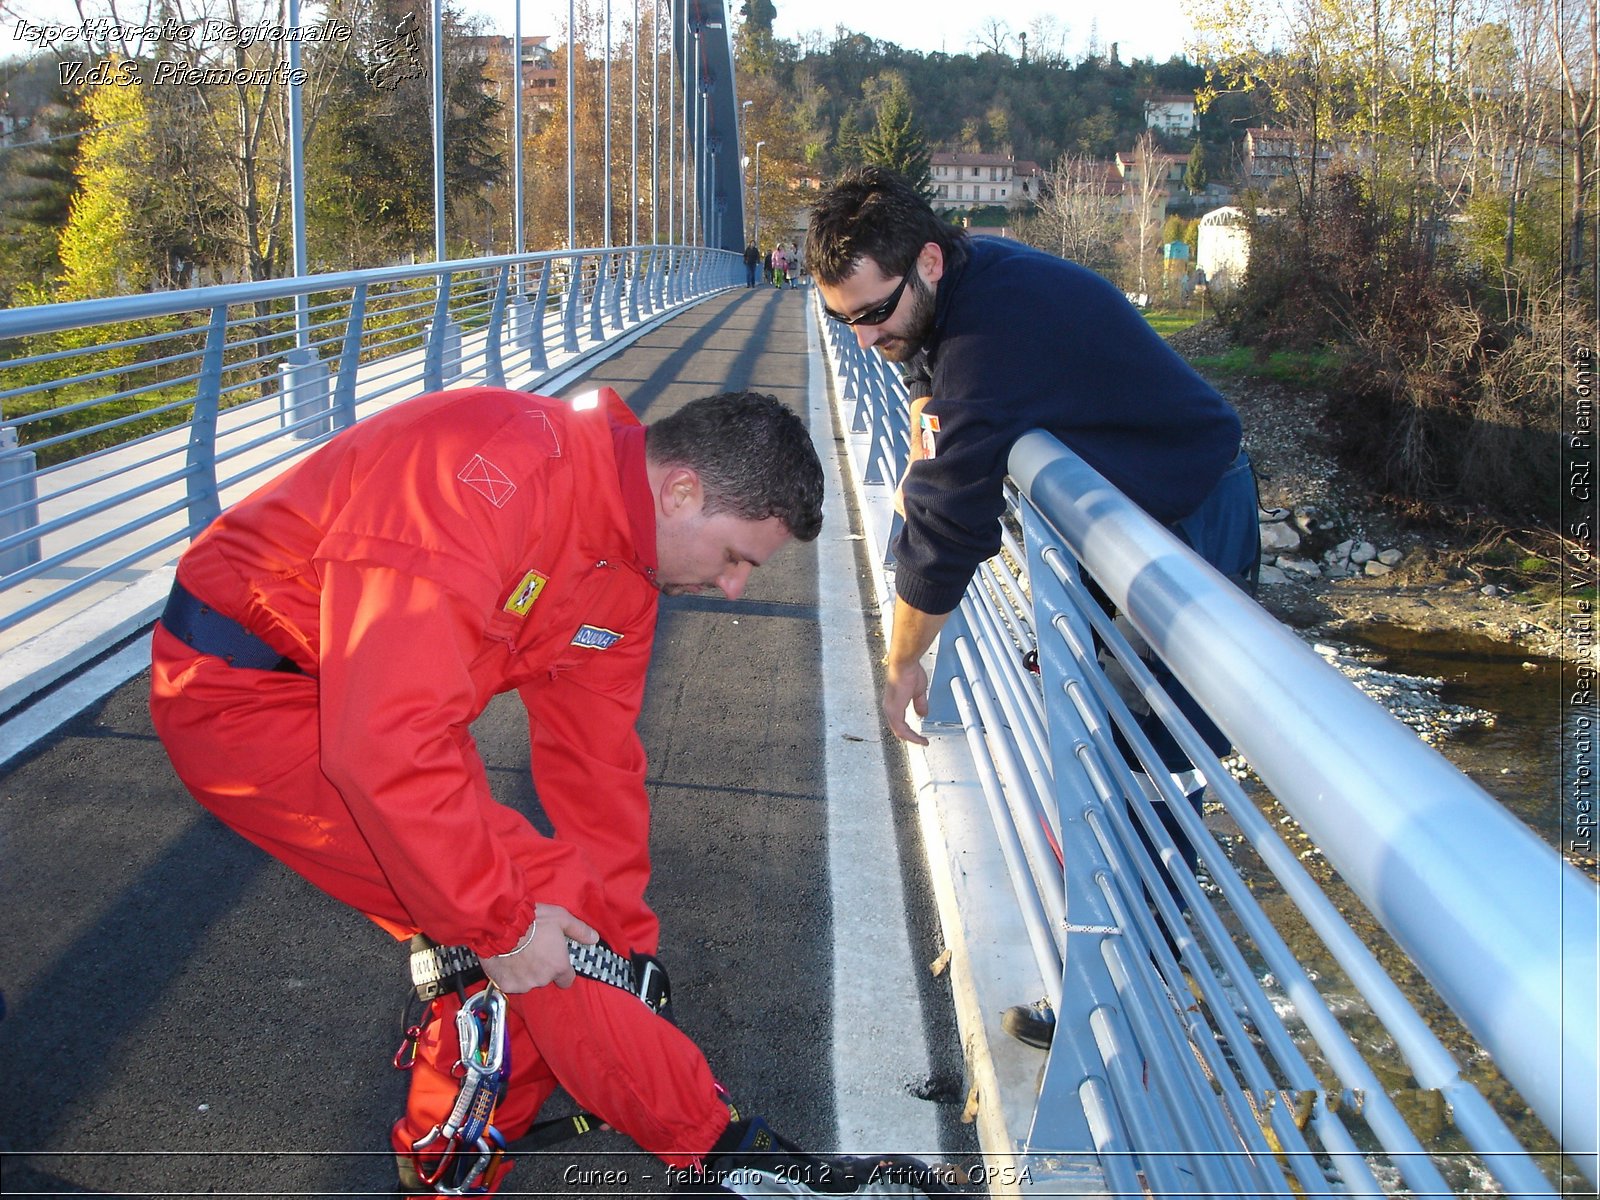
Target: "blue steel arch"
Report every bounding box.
[678,0,746,251]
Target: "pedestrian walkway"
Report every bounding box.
[0,287,978,1196]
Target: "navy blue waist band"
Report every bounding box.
[160,582,303,674]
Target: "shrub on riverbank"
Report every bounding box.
[1218,170,1580,532]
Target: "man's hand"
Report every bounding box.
[882,599,952,746]
[883,658,931,746]
[481,902,600,994]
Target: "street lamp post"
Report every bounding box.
[512,0,524,273]
[707,137,719,248]
[603,0,612,248]
[682,21,696,246]
[279,0,331,439]
[566,0,576,250]
[753,141,766,246]
[431,0,446,262]
[740,99,753,240]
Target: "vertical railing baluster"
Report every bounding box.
[627,246,646,321]
[589,254,608,343]
[609,251,626,330]
[485,264,510,387]
[529,259,551,374]
[424,273,450,393]
[562,255,581,354]
[186,304,228,536]
[332,283,366,429]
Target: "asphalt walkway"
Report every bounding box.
[0,286,976,1197]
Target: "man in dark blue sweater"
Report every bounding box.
[808,167,1260,1047]
[807,166,1257,746]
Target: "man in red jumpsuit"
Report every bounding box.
[149,386,835,1195]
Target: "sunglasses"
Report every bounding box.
[822,273,910,327]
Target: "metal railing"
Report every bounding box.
[0,245,738,710]
[816,296,1599,1196]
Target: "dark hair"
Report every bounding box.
[646,392,824,541]
[806,166,968,285]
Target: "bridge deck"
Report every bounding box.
[0,288,983,1195]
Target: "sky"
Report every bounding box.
[4,0,1201,64]
[767,0,1197,62]
[461,0,1201,62]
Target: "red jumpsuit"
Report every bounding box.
[149,387,731,1188]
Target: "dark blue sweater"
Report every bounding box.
[895,237,1242,614]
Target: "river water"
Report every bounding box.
[1226,623,1594,1193]
[1334,623,1595,877]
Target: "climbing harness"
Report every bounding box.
[568,939,672,1015]
[408,937,488,1003]
[394,934,672,1194]
[406,933,671,1014]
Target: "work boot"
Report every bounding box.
[695,1115,955,1195]
[1000,998,1056,1050]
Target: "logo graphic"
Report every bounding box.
[458,454,516,508]
[571,625,623,651]
[366,11,424,90]
[504,570,548,616]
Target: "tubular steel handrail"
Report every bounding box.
[815,296,1598,1197]
[0,245,739,708]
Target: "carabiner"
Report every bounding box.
[410,1125,459,1187]
[411,1126,506,1195]
[394,1021,425,1070]
[395,991,434,1071]
[454,985,507,1076]
[407,985,511,1195]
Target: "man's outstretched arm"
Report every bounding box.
[883,597,953,746]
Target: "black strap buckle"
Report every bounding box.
[631,952,671,1016]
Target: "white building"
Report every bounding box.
[1144,93,1197,138]
[928,153,1055,215]
[1196,206,1251,290]
[930,152,1019,211]
[1243,127,1335,188]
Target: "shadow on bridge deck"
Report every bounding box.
[0,288,976,1196]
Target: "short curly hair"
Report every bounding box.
[645,392,824,542]
[806,166,968,285]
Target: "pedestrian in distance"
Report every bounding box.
[149,384,950,1197]
[743,241,761,288]
[771,243,789,289]
[807,167,1260,1045]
